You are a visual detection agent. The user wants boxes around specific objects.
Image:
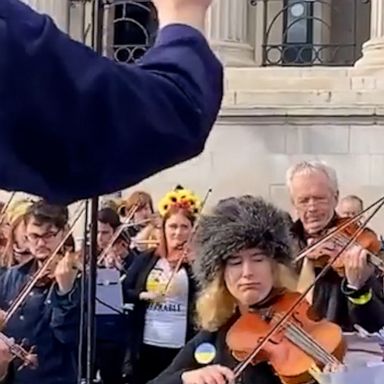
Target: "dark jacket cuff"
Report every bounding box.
[50,281,79,307]
[341,278,371,299]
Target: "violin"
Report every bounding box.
[303,217,384,277]
[226,290,346,384]
[0,333,38,371]
[35,250,82,287]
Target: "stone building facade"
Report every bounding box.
[16,0,384,233]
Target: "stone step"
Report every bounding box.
[223,89,384,107]
[225,67,381,91]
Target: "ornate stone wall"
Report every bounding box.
[14,0,384,235]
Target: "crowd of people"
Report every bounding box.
[0,160,381,384]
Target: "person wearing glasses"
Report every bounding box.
[0,200,81,384]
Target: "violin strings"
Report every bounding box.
[233,315,339,377]
[333,233,384,272]
[273,313,340,366]
[283,320,339,365]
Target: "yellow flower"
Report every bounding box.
[158,186,202,217]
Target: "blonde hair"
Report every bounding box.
[195,273,236,332]
[1,198,33,268]
[195,260,298,332]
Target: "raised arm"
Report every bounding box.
[0,0,223,204]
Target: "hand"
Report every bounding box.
[54,251,81,295]
[323,362,346,373]
[104,250,122,270]
[152,0,212,10]
[306,239,343,260]
[344,245,374,290]
[181,365,235,384]
[139,291,164,302]
[152,0,213,31]
[0,338,12,380]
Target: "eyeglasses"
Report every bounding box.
[294,196,331,210]
[27,230,61,243]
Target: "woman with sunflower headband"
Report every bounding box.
[123,186,201,384]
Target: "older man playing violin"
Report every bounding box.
[287,160,384,332]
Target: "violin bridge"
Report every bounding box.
[308,364,322,381]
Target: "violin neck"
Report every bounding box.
[367,252,384,273]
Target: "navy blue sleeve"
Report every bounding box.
[49,280,82,345]
[0,0,223,204]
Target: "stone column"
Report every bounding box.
[205,0,254,66]
[22,0,69,33]
[354,0,384,73]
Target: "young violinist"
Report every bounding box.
[93,207,135,384]
[0,200,81,384]
[149,195,319,384]
[118,191,155,238]
[124,186,200,384]
[287,161,384,332]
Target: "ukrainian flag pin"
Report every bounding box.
[194,343,216,365]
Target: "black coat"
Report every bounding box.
[148,314,282,384]
[124,250,198,363]
[0,259,81,384]
[292,217,384,333]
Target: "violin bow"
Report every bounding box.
[2,202,86,327]
[96,204,139,268]
[232,195,384,378]
[294,195,384,263]
[0,192,16,225]
[162,188,213,296]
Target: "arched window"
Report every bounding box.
[255,0,370,66]
[112,0,158,63]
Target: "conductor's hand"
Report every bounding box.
[181,365,235,384]
[153,0,213,32]
[153,0,212,10]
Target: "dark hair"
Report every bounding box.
[98,208,120,230]
[24,200,68,230]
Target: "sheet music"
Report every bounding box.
[315,330,384,384]
[95,268,124,315]
[343,332,384,366]
[315,363,384,384]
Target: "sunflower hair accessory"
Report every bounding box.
[158,185,202,217]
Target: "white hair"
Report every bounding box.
[286,160,339,194]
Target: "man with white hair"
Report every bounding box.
[286,160,384,333]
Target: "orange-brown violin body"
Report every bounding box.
[226,291,346,384]
[306,217,382,277]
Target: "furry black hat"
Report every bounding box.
[192,195,294,288]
